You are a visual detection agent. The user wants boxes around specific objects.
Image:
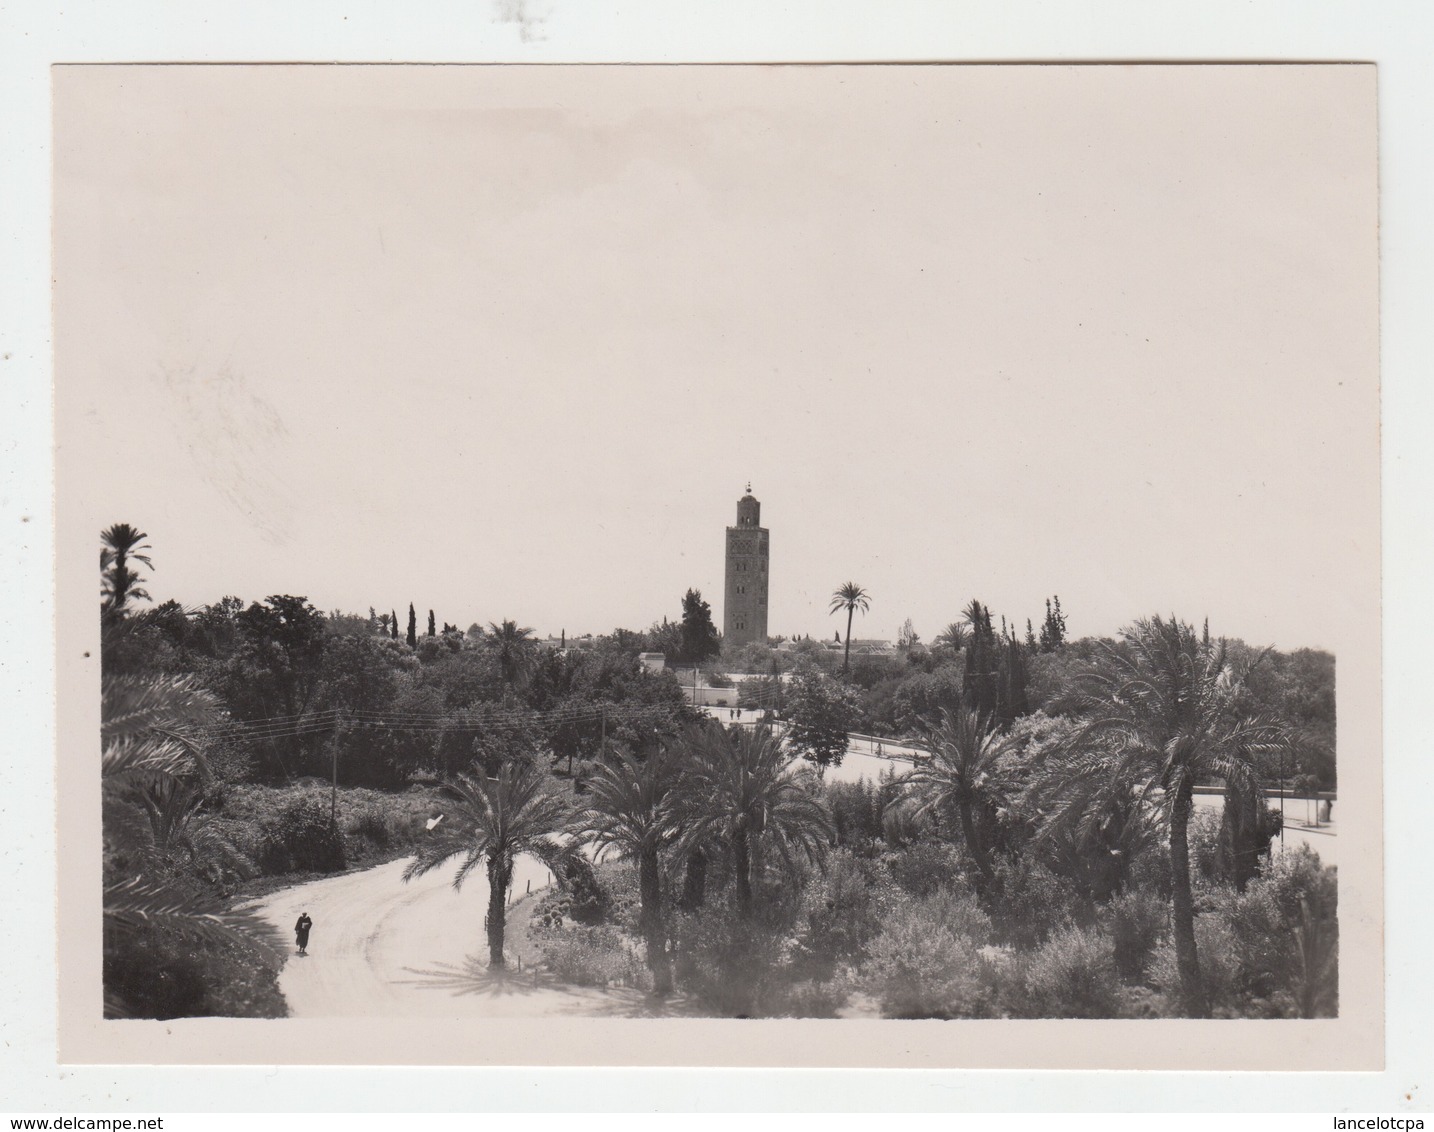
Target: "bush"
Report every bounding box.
[1148,913,1242,1017]
[862,889,995,1019]
[1187,806,1225,881]
[592,861,643,935]
[104,926,213,1019]
[990,858,1083,949]
[827,780,885,854]
[102,879,286,1020]
[671,908,792,1017]
[214,783,438,878]
[552,851,610,925]
[882,842,969,900]
[767,977,849,1019]
[798,849,884,972]
[1222,846,1338,1018]
[1126,842,1172,900]
[541,924,648,989]
[345,806,394,850]
[1147,847,1338,1019]
[1106,888,1168,982]
[1021,924,1121,1018]
[257,796,346,875]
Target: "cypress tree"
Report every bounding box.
[427,609,436,637]
[962,600,1001,720]
[1001,632,1030,724]
[407,603,417,649]
[390,610,399,640]
[1039,596,1068,653]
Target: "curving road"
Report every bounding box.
[249,854,656,1018]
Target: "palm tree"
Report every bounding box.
[897,706,1019,893]
[100,523,154,618]
[675,723,833,919]
[1023,732,1164,905]
[404,761,568,968]
[102,663,283,1015]
[828,583,870,674]
[573,745,678,994]
[98,529,284,1017]
[1060,615,1287,1017]
[934,621,970,655]
[487,619,536,687]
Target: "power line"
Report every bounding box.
[204,700,691,743]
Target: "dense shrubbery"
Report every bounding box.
[989,858,1084,950]
[521,702,1334,1021]
[671,908,791,1015]
[257,796,346,874]
[102,524,1340,1021]
[102,874,287,1020]
[1020,924,1121,1018]
[541,925,647,989]
[1105,887,1168,982]
[208,783,438,882]
[883,841,969,899]
[862,889,995,1018]
[1218,847,1339,1018]
[797,849,884,972]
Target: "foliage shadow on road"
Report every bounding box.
[395,954,704,1016]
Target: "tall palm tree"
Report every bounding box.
[100,523,154,618]
[487,619,536,687]
[897,706,1020,893]
[675,723,833,919]
[404,761,568,968]
[99,530,283,1017]
[1061,615,1287,1018]
[573,745,678,994]
[828,583,870,674]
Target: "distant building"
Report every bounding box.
[638,652,667,675]
[723,484,770,646]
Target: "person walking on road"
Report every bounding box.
[295,912,313,956]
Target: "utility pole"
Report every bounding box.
[329,729,339,830]
[1278,745,1285,848]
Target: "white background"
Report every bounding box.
[3,0,1431,1114]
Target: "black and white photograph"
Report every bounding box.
[51,61,1382,1069]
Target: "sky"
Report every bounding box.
[53,64,1379,650]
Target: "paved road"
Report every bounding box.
[1193,790,1339,868]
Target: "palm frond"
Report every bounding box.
[403,761,569,889]
[102,672,219,745]
[104,876,283,963]
[101,734,200,782]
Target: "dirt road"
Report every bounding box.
[250,855,667,1018]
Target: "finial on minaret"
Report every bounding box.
[746,480,752,493]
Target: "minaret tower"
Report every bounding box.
[723,483,769,646]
